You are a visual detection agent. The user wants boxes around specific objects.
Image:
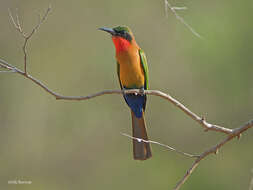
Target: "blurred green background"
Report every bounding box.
[0,0,253,189]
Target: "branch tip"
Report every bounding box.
[164,0,203,39]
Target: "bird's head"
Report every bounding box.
[99,26,135,52]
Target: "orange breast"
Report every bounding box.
[116,48,145,88]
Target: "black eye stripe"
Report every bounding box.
[119,31,125,35]
[114,30,132,42]
[125,33,132,41]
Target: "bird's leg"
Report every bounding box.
[139,87,145,96]
[122,87,127,96]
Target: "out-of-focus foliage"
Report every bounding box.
[0,0,252,189]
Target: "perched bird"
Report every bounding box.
[99,26,151,160]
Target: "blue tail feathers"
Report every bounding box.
[124,93,145,118]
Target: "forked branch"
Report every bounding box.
[121,120,253,190]
[173,119,253,190]
[8,5,51,74]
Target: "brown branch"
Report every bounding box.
[173,119,253,190]
[121,120,253,190]
[0,58,236,136]
[8,5,51,74]
[146,90,233,135]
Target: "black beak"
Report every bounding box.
[98,27,116,35]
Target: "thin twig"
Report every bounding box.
[171,7,187,11]
[0,59,18,72]
[8,9,24,36]
[164,0,202,39]
[0,70,16,73]
[26,5,51,39]
[164,0,169,18]
[15,9,23,34]
[121,133,199,158]
[173,120,253,190]
[8,5,51,74]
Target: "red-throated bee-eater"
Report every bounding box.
[99,26,152,160]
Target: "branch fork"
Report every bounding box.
[8,6,51,74]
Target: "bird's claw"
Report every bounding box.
[139,88,145,96]
[122,88,127,95]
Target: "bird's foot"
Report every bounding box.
[139,88,145,96]
[122,88,127,95]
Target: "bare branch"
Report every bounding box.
[0,57,239,137]
[173,120,253,190]
[121,133,199,158]
[164,0,202,39]
[0,70,16,73]
[164,0,169,18]
[0,59,18,72]
[26,5,51,39]
[8,9,24,36]
[8,5,51,74]
[15,9,23,34]
[121,119,253,190]
[146,90,233,134]
[171,7,187,11]
[0,58,234,135]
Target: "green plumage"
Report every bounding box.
[139,49,149,90]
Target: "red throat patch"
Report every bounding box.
[112,36,131,52]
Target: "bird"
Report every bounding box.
[99,26,152,160]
